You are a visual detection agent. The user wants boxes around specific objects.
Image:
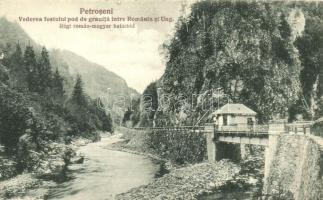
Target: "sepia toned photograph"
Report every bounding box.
[0,0,322,199]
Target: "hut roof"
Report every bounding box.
[212,103,256,116]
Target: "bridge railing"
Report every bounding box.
[214,123,269,135]
[134,126,206,132]
[133,121,314,135]
[285,122,312,135]
[215,121,313,135]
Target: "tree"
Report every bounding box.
[139,82,158,127]
[294,4,323,119]
[9,43,23,69]
[53,68,64,94]
[71,75,87,107]
[38,47,53,93]
[94,98,113,132]
[66,76,114,136]
[0,86,30,154]
[23,45,39,92]
[7,43,27,89]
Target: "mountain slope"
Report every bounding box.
[49,49,135,98]
[0,18,37,50]
[0,17,138,121]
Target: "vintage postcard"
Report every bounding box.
[0,0,322,199]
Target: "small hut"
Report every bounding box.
[211,103,257,130]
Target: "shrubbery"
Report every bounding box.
[311,121,323,137]
[148,129,207,164]
[0,86,31,154]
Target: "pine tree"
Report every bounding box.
[9,43,23,68]
[38,47,53,93]
[95,98,113,132]
[8,43,26,88]
[52,68,64,94]
[23,45,39,92]
[71,75,87,106]
[50,68,65,104]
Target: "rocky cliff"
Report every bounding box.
[139,1,323,127]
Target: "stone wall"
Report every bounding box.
[264,134,323,200]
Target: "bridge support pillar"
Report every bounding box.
[240,144,247,159]
[205,124,217,162]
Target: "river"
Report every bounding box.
[48,134,159,200]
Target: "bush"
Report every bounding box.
[17,132,74,179]
[0,86,31,154]
[311,121,323,137]
[148,129,207,164]
[0,157,17,180]
[0,173,40,199]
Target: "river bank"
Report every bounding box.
[110,127,265,199]
[0,136,97,199]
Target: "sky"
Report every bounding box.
[0,0,191,92]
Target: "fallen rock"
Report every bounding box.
[70,153,85,164]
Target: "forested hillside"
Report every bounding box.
[127,1,323,127]
[50,49,133,98]
[0,17,138,124]
[0,19,114,181]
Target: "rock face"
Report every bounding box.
[148,1,307,127]
[116,160,240,200]
[264,135,323,200]
[138,1,323,127]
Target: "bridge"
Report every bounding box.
[135,121,313,187]
[135,122,311,147]
[133,121,317,196]
[134,121,312,164]
[208,122,311,146]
